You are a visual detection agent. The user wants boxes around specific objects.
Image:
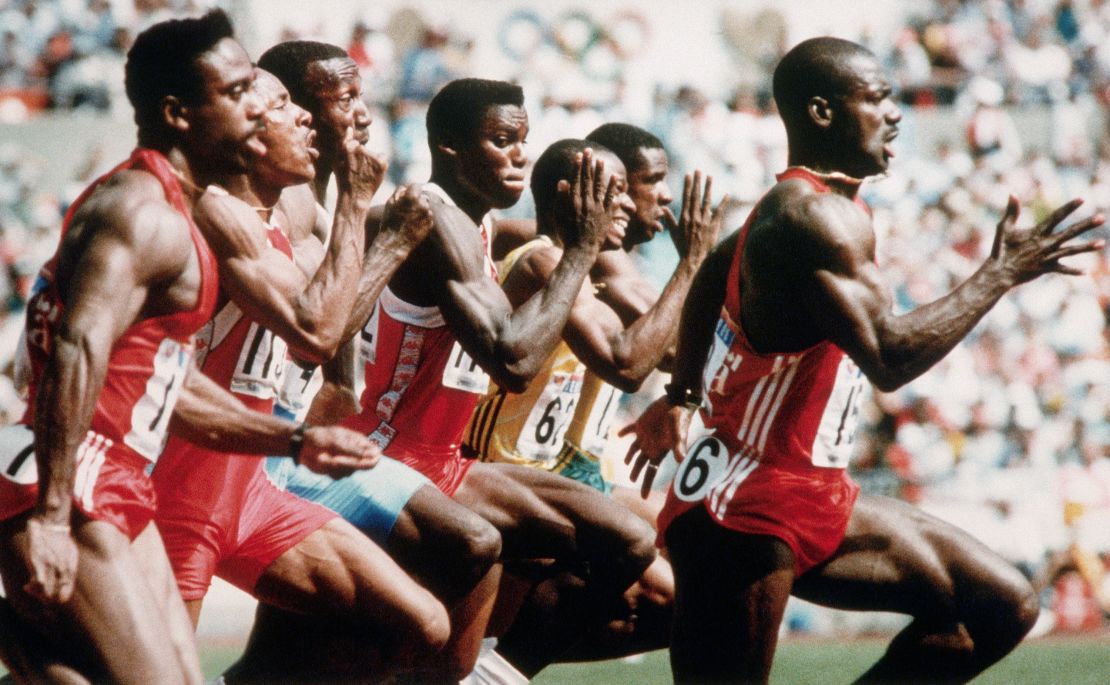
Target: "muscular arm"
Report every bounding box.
[167,363,300,454]
[791,192,1103,391]
[508,244,695,393]
[193,180,370,365]
[669,232,737,397]
[33,182,193,528]
[434,205,600,393]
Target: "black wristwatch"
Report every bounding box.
[664,382,702,410]
[289,422,309,464]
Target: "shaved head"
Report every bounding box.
[772,37,877,132]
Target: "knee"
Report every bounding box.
[398,591,452,660]
[983,571,1039,644]
[620,515,658,578]
[453,515,502,587]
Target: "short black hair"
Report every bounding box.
[257,40,348,110]
[585,123,665,173]
[772,36,875,131]
[426,78,524,148]
[125,9,235,138]
[530,138,616,224]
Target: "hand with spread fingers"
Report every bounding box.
[558,148,621,251]
[620,395,695,499]
[663,170,730,263]
[986,195,1104,286]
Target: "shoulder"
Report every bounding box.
[756,179,874,271]
[74,169,192,248]
[274,183,321,242]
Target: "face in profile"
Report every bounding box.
[186,37,267,173]
[453,103,529,210]
[305,57,371,150]
[624,146,673,247]
[830,53,902,178]
[251,69,318,188]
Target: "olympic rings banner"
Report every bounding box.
[498,8,650,81]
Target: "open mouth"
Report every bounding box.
[883,130,899,159]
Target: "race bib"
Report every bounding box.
[518,370,583,460]
[0,424,36,484]
[441,341,490,394]
[124,338,191,461]
[672,435,736,503]
[230,322,288,400]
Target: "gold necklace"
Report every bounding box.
[785,165,865,186]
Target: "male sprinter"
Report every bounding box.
[153,65,450,684]
[463,138,725,668]
[624,37,1105,684]
[0,12,376,684]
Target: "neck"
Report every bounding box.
[430,170,491,225]
[785,150,865,198]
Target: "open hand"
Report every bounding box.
[988,196,1104,286]
[619,395,694,499]
[666,170,730,263]
[336,126,388,205]
[558,148,620,251]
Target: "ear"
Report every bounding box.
[436,140,458,161]
[162,95,189,134]
[807,96,833,129]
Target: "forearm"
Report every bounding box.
[671,254,729,396]
[498,242,598,382]
[32,335,104,524]
[292,193,370,356]
[168,370,298,456]
[871,263,1010,389]
[608,260,699,386]
[339,231,411,343]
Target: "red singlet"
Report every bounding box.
[0,149,219,539]
[343,183,496,495]
[658,168,866,575]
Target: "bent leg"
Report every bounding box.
[0,514,200,685]
[793,494,1039,685]
[453,463,656,675]
[665,505,796,685]
[253,518,450,667]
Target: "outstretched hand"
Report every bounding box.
[298,425,381,479]
[19,516,78,604]
[988,196,1104,285]
[335,126,388,204]
[379,185,436,252]
[664,171,730,261]
[619,395,694,499]
[558,148,619,251]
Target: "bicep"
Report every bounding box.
[562,285,627,374]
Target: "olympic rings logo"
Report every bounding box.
[498,9,650,81]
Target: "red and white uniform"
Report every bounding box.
[343,183,496,495]
[153,219,335,601]
[657,168,866,575]
[0,149,218,540]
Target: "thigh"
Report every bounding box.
[0,514,194,685]
[253,516,442,630]
[665,506,795,684]
[453,462,651,562]
[793,494,1030,617]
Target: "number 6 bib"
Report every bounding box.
[672,434,737,502]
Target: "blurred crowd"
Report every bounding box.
[0,0,1108,634]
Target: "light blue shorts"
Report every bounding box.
[264,455,429,546]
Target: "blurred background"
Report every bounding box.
[0,0,1108,670]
